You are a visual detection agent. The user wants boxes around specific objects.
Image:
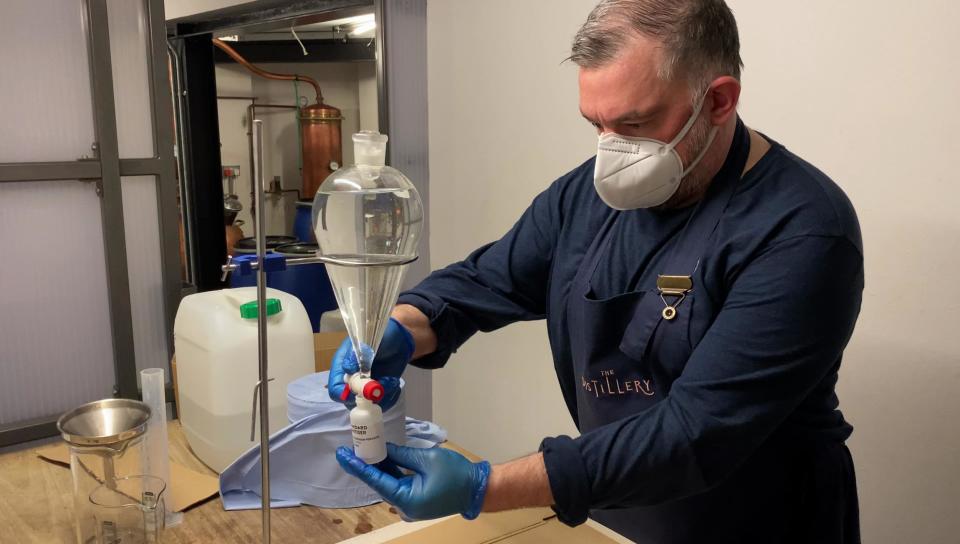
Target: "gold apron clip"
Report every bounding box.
[657,275,693,321]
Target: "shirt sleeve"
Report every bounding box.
[540,234,864,525]
[398,170,572,369]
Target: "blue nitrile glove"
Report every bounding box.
[328,318,415,411]
[336,443,491,521]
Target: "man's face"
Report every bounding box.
[579,35,703,149]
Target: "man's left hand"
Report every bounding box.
[336,443,491,521]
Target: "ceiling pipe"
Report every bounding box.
[212,38,324,104]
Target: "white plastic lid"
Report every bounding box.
[353,131,388,167]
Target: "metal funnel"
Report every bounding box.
[57,398,151,449]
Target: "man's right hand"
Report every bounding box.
[328,317,415,412]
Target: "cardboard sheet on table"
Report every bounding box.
[340,508,630,544]
[35,443,218,512]
[315,332,347,373]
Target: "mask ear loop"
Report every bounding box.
[681,125,719,177]
[663,88,712,153]
[666,87,721,176]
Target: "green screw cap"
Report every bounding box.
[240,298,282,319]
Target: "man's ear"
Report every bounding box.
[706,76,741,125]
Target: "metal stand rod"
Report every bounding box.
[247,103,299,220]
[252,119,271,543]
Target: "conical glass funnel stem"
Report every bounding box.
[326,260,411,377]
[358,353,373,377]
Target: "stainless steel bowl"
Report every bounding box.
[57,398,151,448]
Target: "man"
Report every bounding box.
[331,1,863,542]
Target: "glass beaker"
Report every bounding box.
[89,475,166,544]
[69,440,147,543]
[58,398,152,544]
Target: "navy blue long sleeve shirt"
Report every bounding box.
[398,136,863,528]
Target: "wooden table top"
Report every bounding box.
[0,420,429,543]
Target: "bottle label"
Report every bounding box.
[351,417,386,462]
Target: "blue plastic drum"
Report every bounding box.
[228,235,299,288]
[293,200,316,244]
[273,243,337,332]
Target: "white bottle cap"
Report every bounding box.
[353,131,388,167]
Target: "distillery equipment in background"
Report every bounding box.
[212,38,343,205]
[300,102,343,200]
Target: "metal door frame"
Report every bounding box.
[167,0,378,292]
[375,0,432,420]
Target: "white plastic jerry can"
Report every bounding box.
[174,287,314,473]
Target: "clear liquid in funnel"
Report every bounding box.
[325,258,411,374]
[314,186,422,374]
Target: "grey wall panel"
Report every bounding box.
[0,0,96,163]
[0,181,115,424]
[106,0,157,159]
[121,176,170,377]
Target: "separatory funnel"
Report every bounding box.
[312,131,423,376]
[312,132,423,462]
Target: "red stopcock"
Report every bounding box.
[362,380,384,402]
[341,375,385,403]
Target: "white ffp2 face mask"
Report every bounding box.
[593,93,719,210]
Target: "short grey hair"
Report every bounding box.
[570,0,743,93]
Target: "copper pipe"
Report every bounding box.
[212,38,323,103]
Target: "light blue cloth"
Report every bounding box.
[219,372,446,510]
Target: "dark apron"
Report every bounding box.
[569,122,750,431]
[568,121,860,543]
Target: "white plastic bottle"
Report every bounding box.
[350,396,387,463]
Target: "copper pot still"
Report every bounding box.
[211,38,344,201]
[300,102,343,201]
